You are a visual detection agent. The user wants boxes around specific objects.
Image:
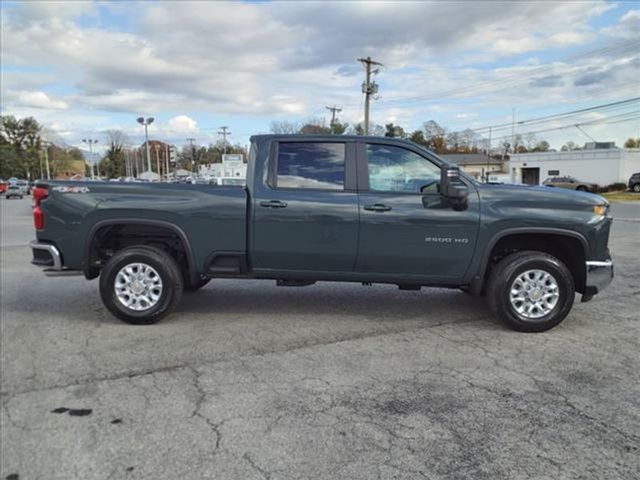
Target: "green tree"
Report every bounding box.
[330,121,348,135]
[623,137,639,148]
[384,123,406,138]
[98,130,129,178]
[532,140,550,152]
[408,130,427,146]
[0,115,43,178]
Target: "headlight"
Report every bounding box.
[593,205,608,216]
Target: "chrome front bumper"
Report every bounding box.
[30,241,62,270]
[584,258,613,297]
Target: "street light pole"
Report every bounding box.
[82,139,98,180]
[42,142,51,180]
[137,117,155,175]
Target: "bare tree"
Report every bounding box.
[106,129,129,150]
[270,120,299,134]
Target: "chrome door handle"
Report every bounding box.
[259,200,288,208]
[363,204,392,212]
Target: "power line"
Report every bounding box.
[470,97,640,134]
[482,111,640,144]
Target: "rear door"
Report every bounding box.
[355,141,480,281]
[251,140,359,273]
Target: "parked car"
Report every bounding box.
[543,176,598,192]
[30,135,613,332]
[5,184,24,199]
[16,179,31,195]
[0,180,7,195]
[628,172,640,193]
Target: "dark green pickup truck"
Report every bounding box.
[30,135,613,332]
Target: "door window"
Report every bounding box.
[276,142,345,190]
[366,144,440,193]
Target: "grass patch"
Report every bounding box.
[601,190,640,202]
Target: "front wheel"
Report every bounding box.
[633,183,640,193]
[576,186,588,192]
[487,251,575,332]
[99,246,183,324]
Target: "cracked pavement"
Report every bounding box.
[1,198,639,479]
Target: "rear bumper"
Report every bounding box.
[584,258,613,297]
[30,241,62,270]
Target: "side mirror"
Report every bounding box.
[440,165,469,210]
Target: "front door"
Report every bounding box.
[522,167,540,185]
[252,140,359,273]
[355,142,480,282]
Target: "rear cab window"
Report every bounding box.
[274,142,345,190]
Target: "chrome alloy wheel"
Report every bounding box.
[509,269,560,319]
[114,263,163,311]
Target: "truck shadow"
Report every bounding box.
[174,281,490,324]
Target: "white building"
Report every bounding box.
[509,148,640,186]
[138,170,160,181]
[199,154,247,185]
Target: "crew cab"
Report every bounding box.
[30,135,613,332]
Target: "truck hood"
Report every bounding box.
[476,183,608,207]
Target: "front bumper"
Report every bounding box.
[584,258,613,298]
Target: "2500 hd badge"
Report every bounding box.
[425,237,470,244]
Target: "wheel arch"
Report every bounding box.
[84,219,198,284]
[471,227,589,295]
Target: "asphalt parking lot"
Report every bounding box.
[1,196,639,480]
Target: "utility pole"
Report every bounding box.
[165,143,170,181]
[325,105,342,130]
[511,108,516,154]
[486,126,492,183]
[357,56,383,135]
[218,126,230,155]
[187,138,196,175]
[155,144,161,180]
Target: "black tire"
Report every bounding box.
[487,251,574,332]
[99,246,183,324]
[633,183,640,193]
[576,186,588,192]
[183,276,211,292]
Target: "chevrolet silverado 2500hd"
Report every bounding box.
[30,135,613,332]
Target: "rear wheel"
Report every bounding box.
[487,251,574,332]
[576,186,588,192]
[99,246,183,324]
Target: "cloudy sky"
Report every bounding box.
[1,0,639,154]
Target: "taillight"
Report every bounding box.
[33,186,48,230]
[33,187,48,206]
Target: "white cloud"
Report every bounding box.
[15,91,68,110]
[166,115,198,133]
